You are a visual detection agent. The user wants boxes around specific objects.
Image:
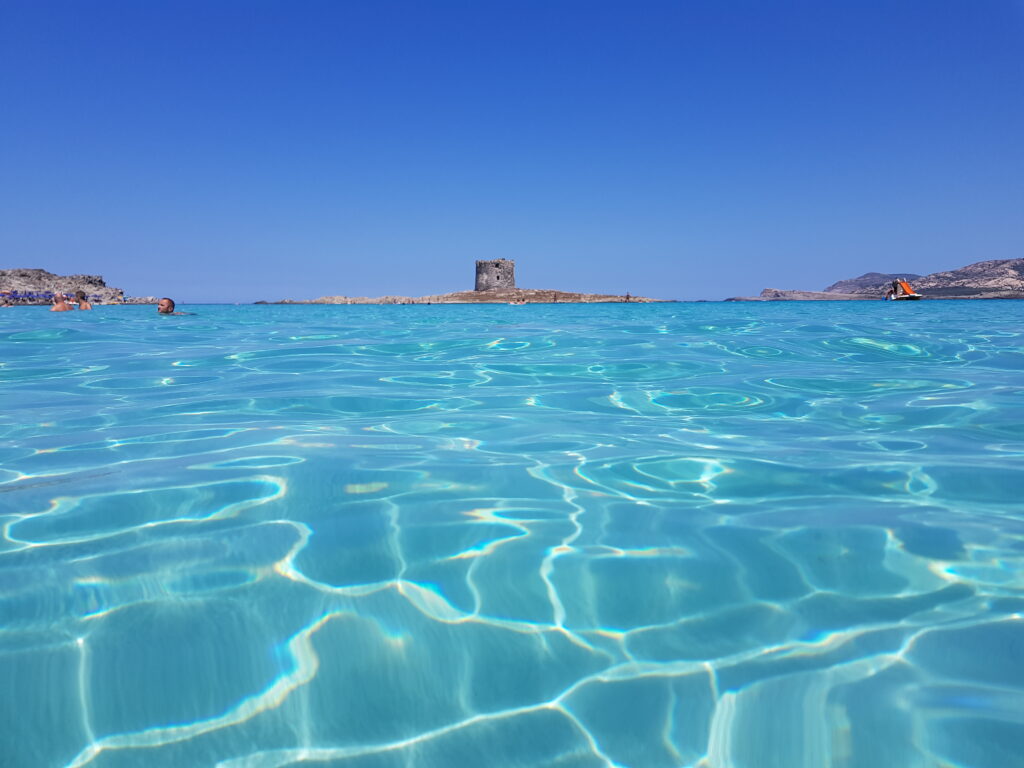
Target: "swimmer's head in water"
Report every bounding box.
[157,298,176,314]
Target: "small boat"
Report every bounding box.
[887,279,922,300]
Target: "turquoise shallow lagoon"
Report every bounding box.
[1,301,1022,767]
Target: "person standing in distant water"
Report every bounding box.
[51,293,73,312]
[74,290,92,310]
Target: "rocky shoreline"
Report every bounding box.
[727,259,1024,301]
[0,268,157,304]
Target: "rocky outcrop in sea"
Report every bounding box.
[265,288,665,305]
[728,259,1024,301]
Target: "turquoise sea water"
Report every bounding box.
[1,302,1022,768]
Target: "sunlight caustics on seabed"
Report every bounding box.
[1,301,1022,767]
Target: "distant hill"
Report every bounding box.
[728,259,1024,301]
[826,261,1024,297]
[824,272,921,294]
[913,259,1024,297]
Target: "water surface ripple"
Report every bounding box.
[1,302,1022,767]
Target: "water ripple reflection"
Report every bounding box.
[1,302,1022,767]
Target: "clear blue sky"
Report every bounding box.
[1,0,1022,302]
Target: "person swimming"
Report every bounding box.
[50,293,73,312]
[74,290,92,310]
[157,297,189,315]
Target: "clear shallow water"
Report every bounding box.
[1,301,1022,768]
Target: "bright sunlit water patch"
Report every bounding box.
[1,301,1022,767]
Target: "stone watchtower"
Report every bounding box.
[475,259,516,292]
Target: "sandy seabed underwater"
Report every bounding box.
[1,301,1022,768]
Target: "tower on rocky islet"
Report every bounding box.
[474,259,516,292]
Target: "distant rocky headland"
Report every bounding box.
[261,259,666,304]
[728,259,1024,301]
[0,268,156,304]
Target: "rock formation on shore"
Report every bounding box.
[1,268,123,303]
[727,259,1024,301]
[910,259,1024,297]
[0,268,158,304]
[823,272,921,294]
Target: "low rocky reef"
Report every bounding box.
[736,289,877,301]
[0,268,156,304]
[262,288,666,304]
[728,259,1024,301]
